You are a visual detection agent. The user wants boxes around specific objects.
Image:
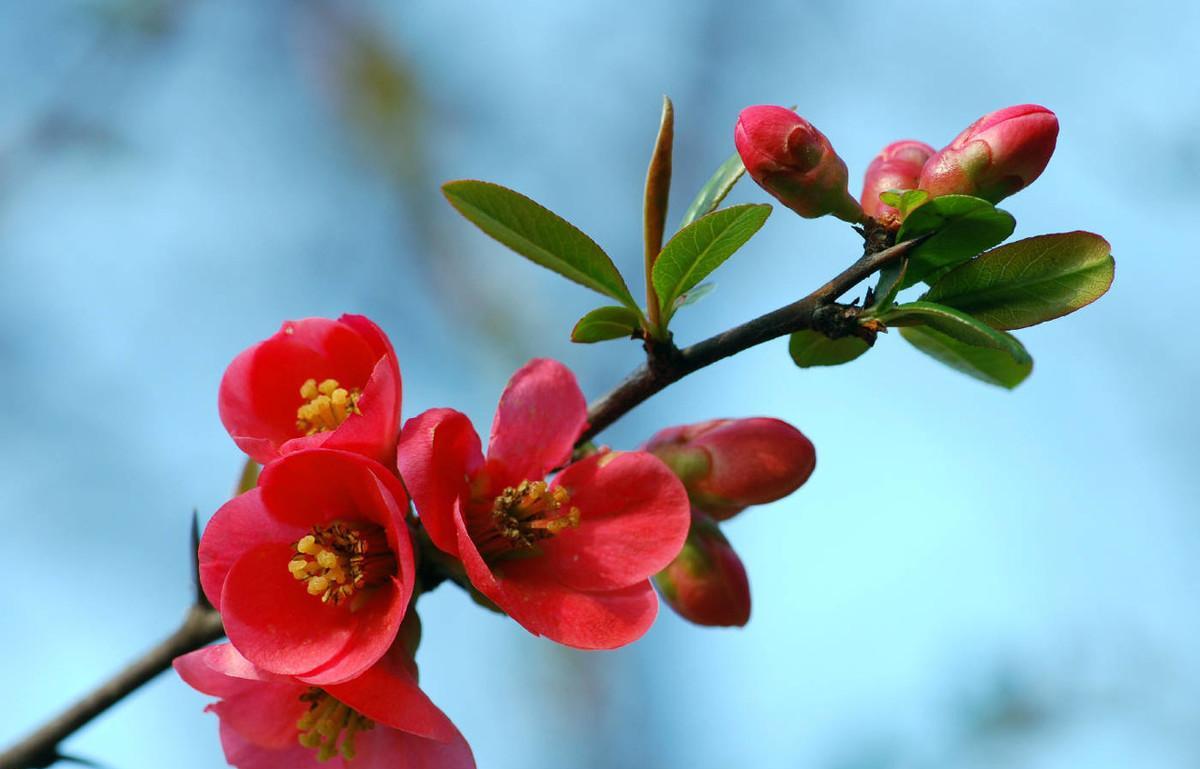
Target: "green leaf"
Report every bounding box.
[879,190,903,208]
[923,231,1115,330]
[652,203,771,325]
[570,306,642,343]
[896,194,1016,288]
[897,189,929,218]
[679,153,746,228]
[442,180,638,308]
[789,330,870,368]
[900,326,1033,389]
[673,281,716,310]
[643,95,675,265]
[880,301,1031,363]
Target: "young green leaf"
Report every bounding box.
[652,203,771,326]
[923,231,1115,330]
[899,326,1033,389]
[880,300,1031,363]
[896,194,1015,287]
[443,180,638,309]
[679,153,747,228]
[570,306,643,343]
[643,96,675,332]
[896,189,929,217]
[789,330,870,368]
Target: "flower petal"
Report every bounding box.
[352,718,476,769]
[493,563,660,650]
[453,511,658,649]
[486,359,587,482]
[396,409,483,557]
[218,721,324,769]
[198,488,307,612]
[220,543,405,683]
[219,318,382,464]
[325,645,459,742]
[537,451,691,592]
[175,645,308,751]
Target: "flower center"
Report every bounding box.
[287,522,395,605]
[296,378,362,436]
[297,688,375,762]
[472,480,581,558]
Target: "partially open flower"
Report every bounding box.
[396,359,691,650]
[219,315,402,465]
[199,449,414,684]
[174,642,474,768]
[918,104,1059,203]
[735,105,863,223]
[644,417,815,521]
[860,140,935,228]
[655,513,750,627]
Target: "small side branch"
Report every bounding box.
[0,606,224,769]
[580,236,920,442]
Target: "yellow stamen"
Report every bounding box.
[474,480,581,558]
[287,521,395,605]
[297,689,375,762]
[296,378,362,436]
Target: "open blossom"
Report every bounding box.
[644,417,816,521]
[918,104,1059,203]
[174,642,474,768]
[219,314,402,465]
[860,140,935,228]
[199,449,414,684]
[396,359,690,650]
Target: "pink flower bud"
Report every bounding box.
[860,139,936,228]
[918,104,1059,203]
[643,417,816,521]
[655,514,750,627]
[735,105,863,223]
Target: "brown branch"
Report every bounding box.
[580,235,921,443]
[0,606,224,769]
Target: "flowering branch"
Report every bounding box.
[0,234,914,769]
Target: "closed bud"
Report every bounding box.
[643,417,816,521]
[918,104,1059,203]
[655,514,750,627]
[735,105,863,223]
[860,139,935,228]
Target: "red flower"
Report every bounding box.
[396,359,690,650]
[219,315,402,465]
[199,449,414,684]
[174,642,474,769]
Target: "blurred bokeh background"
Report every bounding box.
[2,1,1197,767]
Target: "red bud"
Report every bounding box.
[918,104,1059,203]
[735,105,863,223]
[860,140,935,228]
[655,514,750,627]
[643,417,816,521]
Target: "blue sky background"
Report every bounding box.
[2,1,1197,768]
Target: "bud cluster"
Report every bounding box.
[735,103,1059,230]
[644,418,816,627]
